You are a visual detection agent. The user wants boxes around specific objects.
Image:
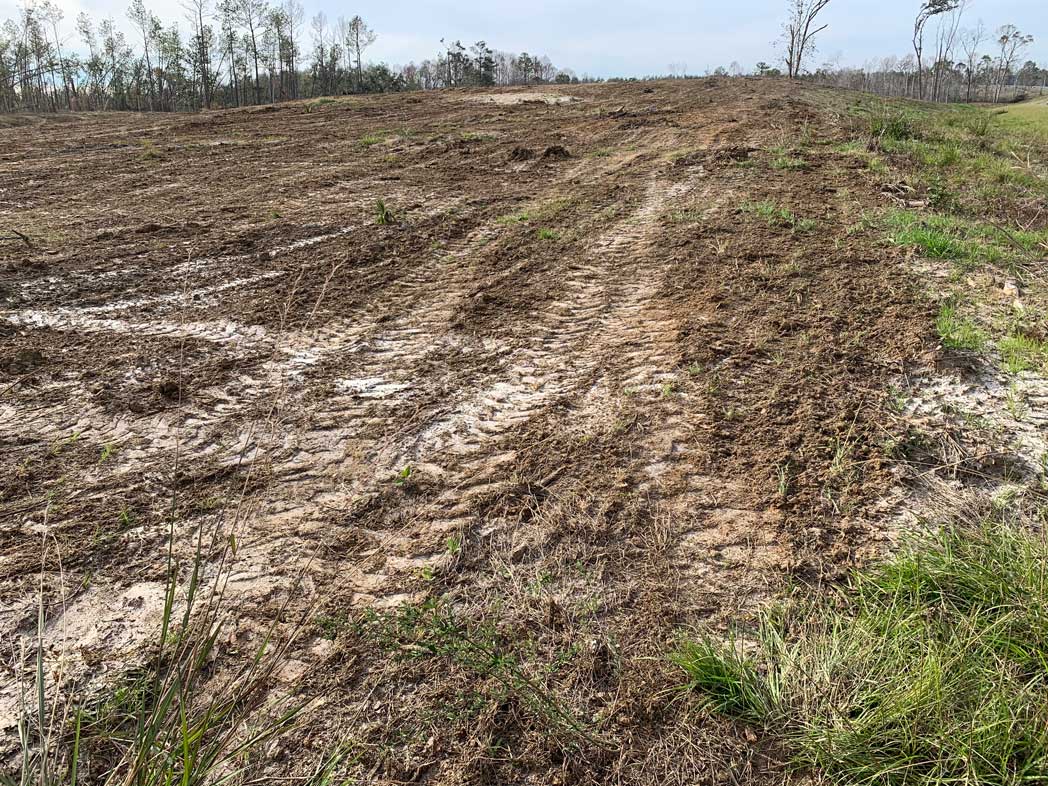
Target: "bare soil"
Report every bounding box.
[1,79,935,783]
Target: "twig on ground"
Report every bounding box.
[987,218,1047,271]
[1,229,32,247]
[1,227,33,248]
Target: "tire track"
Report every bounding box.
[269,169,709,606]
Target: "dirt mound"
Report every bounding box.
[467,92,577,106]
[541,144,571,160]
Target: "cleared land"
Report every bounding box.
[1,80,1047,783]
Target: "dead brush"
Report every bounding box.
[358,597,610,748]
[138,140,163,161]
[14,507,308,786]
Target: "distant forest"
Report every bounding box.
[1,0,1045,114]
[0,0,584,112]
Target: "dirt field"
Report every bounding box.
[2,77,1010,781]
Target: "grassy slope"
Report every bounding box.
[677,521,1048,784]
[678,92,1048,786]
[997,96,1048,143]
[838,95,1048,376]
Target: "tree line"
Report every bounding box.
[776,0,1042,103]
[0,0,580,113]
[5,0,1044,114]
[816,21,1043,104]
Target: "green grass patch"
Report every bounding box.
[995,98,1048,145]
[675,519,1048,785]
[498,197,572,228]
[138,140,163,161]
[772,154,807,170]
[359,133,384,148]
[665,209,705,224]
[999,332,1048,375]
[869,110,923,142]
[849,98,1048,220]
[882,209,1046,272]
[743,201,816,232]
[768,145,807,170]
[884,210,969,260]
[307,97,338,112]
[498,210,530,225]
[834,140,867,155]
[936,301,985,351]
[867,156,888,176]
[537,227,560,241]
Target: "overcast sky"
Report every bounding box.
[4,0,1045,78]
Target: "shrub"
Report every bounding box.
[870,112,919,142]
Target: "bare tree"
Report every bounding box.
[128,0,158,109]
[993,25,1033,102]
[913,0,960,100]
[282,0,301,98]
[345,15,374,92]
[184,0,214,108]
[39,1,73,109]
[782,0,833,79]
[929,0,965,102]
[960,20,985,101]
[217,0,241,105]
[236,0,267,103]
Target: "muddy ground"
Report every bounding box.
[0,79,952,782]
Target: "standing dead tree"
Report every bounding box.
[913,0,960,100]
[783,0,833,79]
[960,21,986,102]
[345,15,374,93]
[929,0,965,102]
[236,0,267,104]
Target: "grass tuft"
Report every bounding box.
[936,302,985,351]
[885,210,967,259]
[306,97,337,113]
[673,638,768,722]
[497,210,530,225]
[743,201,816,233]
[870,111,921,142]
[138,140,163,161]
[675,519,1048,786]
[375,199,396,225]
[999,332,1048,375]
[15,515,304,785]
[882,210,1047,273]
[772,155,807,170]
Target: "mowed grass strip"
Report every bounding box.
[674,520,1048,785]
